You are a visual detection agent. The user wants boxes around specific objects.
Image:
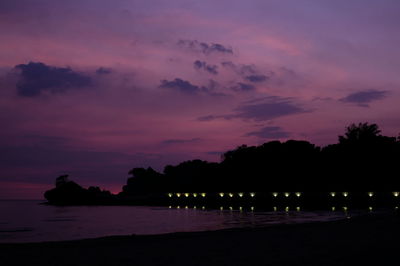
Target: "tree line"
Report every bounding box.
[45,122,400,205]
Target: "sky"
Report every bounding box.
[1,0,400,199]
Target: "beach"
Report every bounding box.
[0,212,398,266]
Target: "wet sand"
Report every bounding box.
[0,212,399,266]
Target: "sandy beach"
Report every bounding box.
[0,212,399,266]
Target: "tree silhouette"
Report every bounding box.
[339,122,381,144]
[44,122,400,206]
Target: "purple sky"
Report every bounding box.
[1,0,400,199]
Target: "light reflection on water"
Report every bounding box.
[0,200,371,243]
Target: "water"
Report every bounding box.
[0,200,353,243]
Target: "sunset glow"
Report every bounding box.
[1,0,400,199]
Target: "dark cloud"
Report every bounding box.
[15,62,92,97]
[246,126,290,139]
[231,83,255,91]
[96,67,112,75]
[159,78,228,96]
[339,90,388,107]
[198,96,308,122]
[178,40,233,55]
[245,74,268,83]
[194,60,218,75]
[160,78,204,94]
[221,61,271,83]
[161,138,201,145]
[221,61,257,75]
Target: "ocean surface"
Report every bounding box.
[0,200,356,243]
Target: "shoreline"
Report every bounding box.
[1,212,399,265]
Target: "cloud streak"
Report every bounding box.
[246,126,289,139]
[198,96,308,122]
[161,138,202,145]
[340,90,388,107]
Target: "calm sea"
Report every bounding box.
[0,200,352,243]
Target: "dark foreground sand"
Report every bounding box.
[1,213,399,266]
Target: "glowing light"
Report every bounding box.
[176,193,181,197]
[177,206,180,209]
[393,192,399,197]
[193,193,197,197]
[201,193,206,197]
[368,192,374,197]
[184,193,189,197]
[250,192,256,197]
[284,192,290,197]
[395,206,399,210]
[272,192,278,197]
[219,192,225,197]
[202,206,205,210]
[168,206,172,209]
[330,192,336,197]
[285,206,289,212]
[296,207,300,212]
[228,193,234,198]
[185,206,188,209]
[343,206,348,211]
[343,192,348,197]
[229,206,233,211]
[167,193,173,198]
[331,207,336,211]
[193,206,197,209]
[250,206,254,211]
[295,192,301,197]
[239,207,243,212]
[238,193,244,197]
[220,206,223,211]
[368,206,373,212]
[273,206,277,211]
